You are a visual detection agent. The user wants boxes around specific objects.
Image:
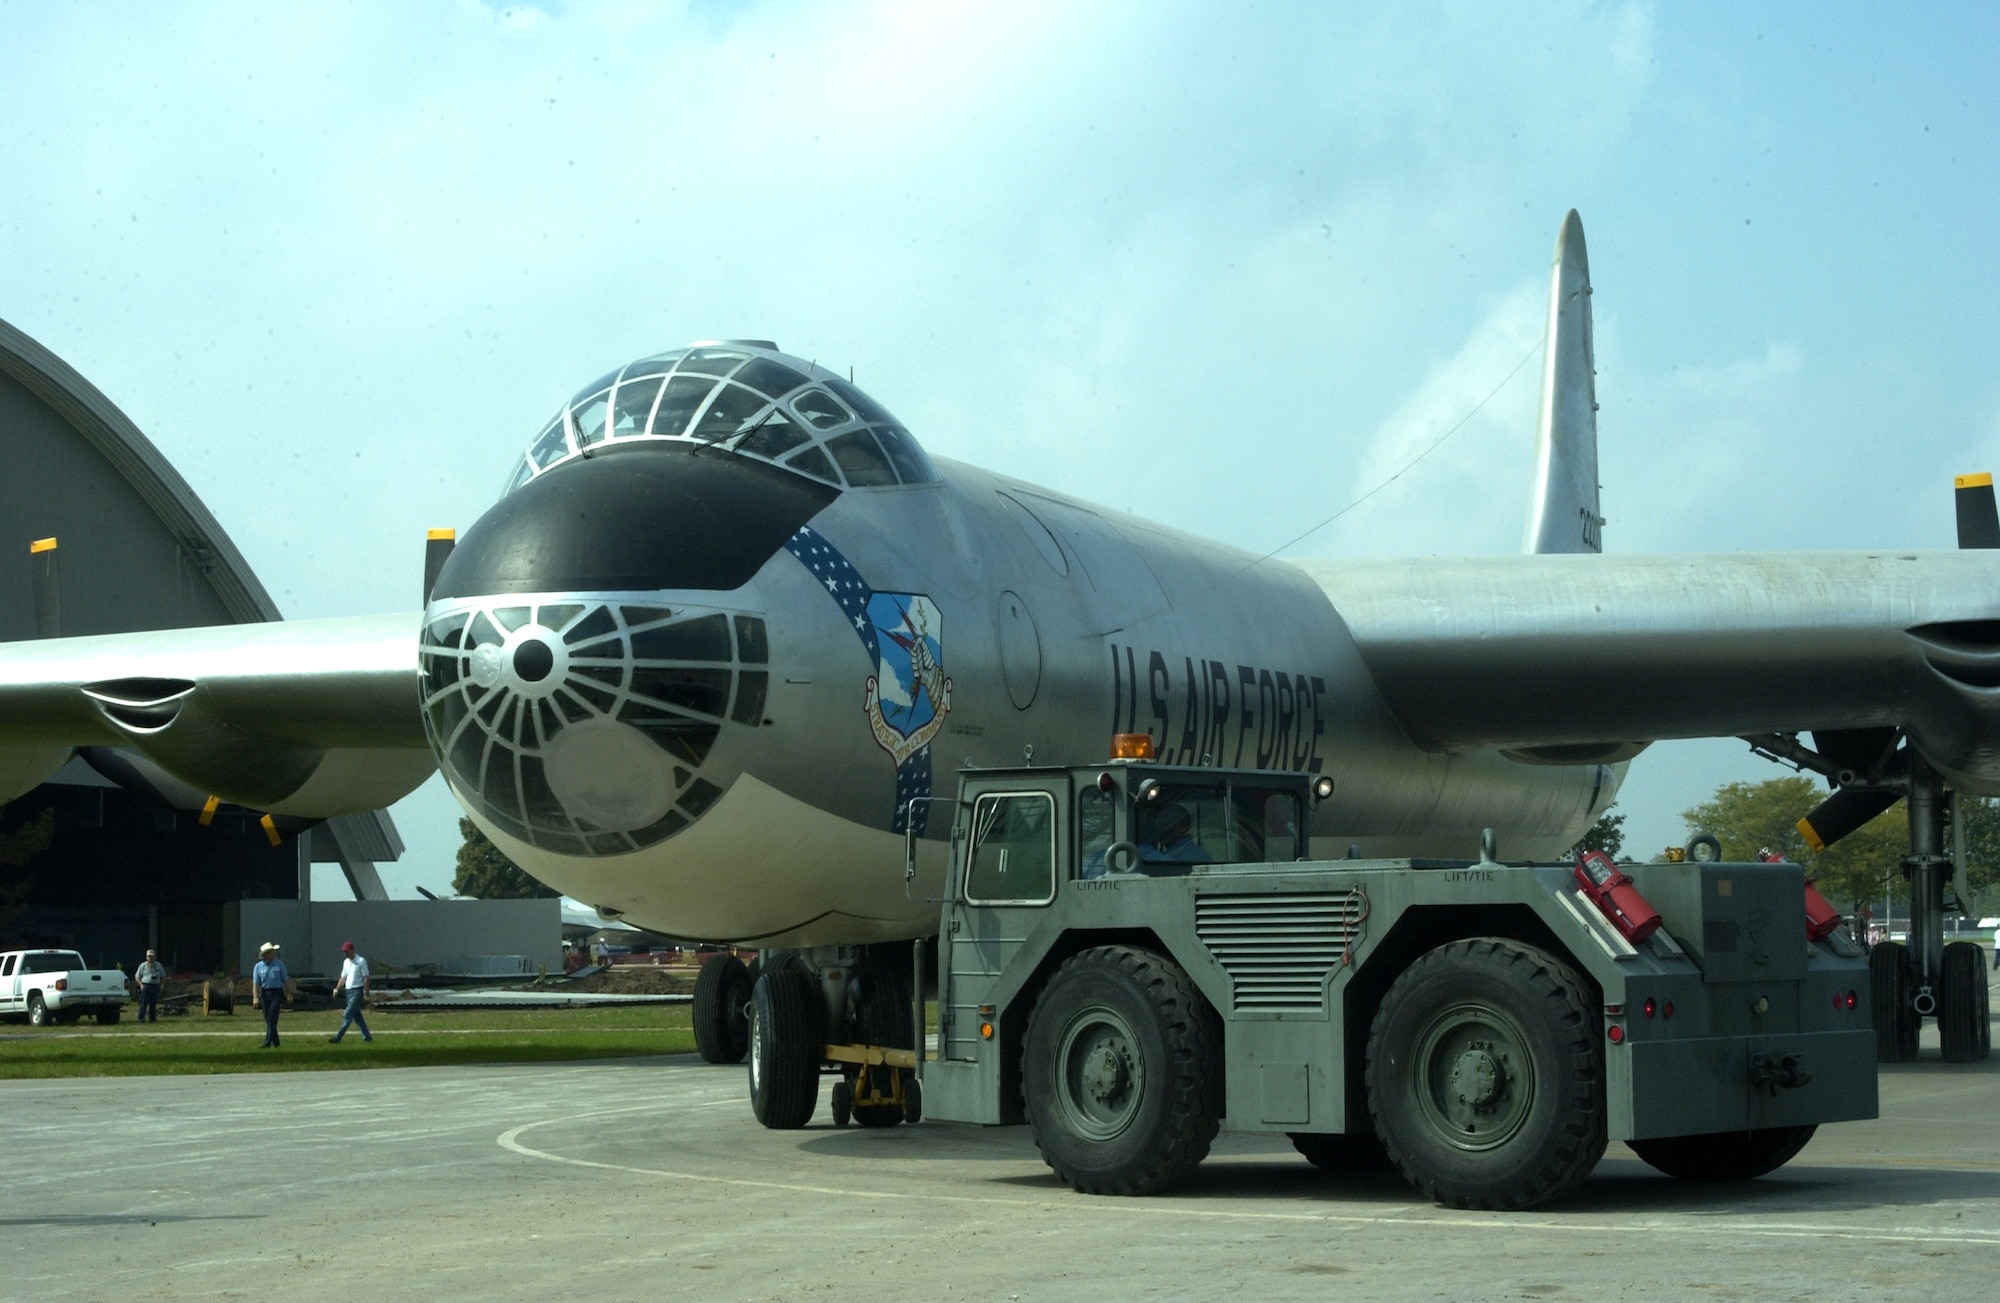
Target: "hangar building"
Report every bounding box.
[0,315,402,974]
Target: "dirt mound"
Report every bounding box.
[532,966,697,995]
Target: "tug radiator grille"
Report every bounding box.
[1194,892,1365,1012]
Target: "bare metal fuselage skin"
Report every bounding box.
[425,446,1618,947]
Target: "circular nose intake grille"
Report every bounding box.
[420,600,769,856]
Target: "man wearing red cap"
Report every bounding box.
[329,941,373,1044]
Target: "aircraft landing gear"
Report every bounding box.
[1875,758,1990,1063]
[747,945,924,1130]
[692,952,753,1064]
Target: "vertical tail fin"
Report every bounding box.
[1522,210,1603,554]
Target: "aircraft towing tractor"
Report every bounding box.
[743,741,1881,1211]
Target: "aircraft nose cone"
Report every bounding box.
[512,639,554,683]
[430,444,836,599]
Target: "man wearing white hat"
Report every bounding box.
[251,943,289,1048]
[134,949,165,1023]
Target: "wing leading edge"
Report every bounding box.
[0,612,433,817]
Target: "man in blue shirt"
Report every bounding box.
[251,943,289,1048]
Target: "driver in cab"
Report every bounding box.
[1083,802,1215,878]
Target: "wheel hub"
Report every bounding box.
[1450,1047,1502,1110]
[1082,1044,1128,1100]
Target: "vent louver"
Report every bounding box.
[1194,892,1365,1012]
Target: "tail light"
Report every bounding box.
[1836,989,1858,1011]
[54,977,68,991]
[1573,850,1663,945]
[1642,997,1656,1018]
[1802,877,1842,942]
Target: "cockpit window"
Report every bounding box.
[505,343,941,496]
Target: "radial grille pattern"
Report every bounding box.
[420,600,767,857]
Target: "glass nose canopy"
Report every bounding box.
[504,342,937,495]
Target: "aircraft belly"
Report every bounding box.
[465,773,944,947]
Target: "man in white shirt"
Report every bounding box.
[329,941,373,1044]
[251,943,289,1048]
[134,949,165,1023]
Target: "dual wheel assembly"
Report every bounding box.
[1871,940,1991,1063]
[744,958,920,1131]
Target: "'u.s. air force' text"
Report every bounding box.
[1108,644,1326,773]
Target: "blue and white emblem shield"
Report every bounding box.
[863,593,952,765]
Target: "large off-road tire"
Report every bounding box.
[848,965,915,1129]
[1288,1131,1393,1174]
[1938,941,1992,1063]
[748,961,820,1129]
[1871,941,1918,1063]
[27,995,50,1027]
[1022,946,1222,1196]
[692,954,752,1064]
[1367,938,1606,1210]
[1629,1125,1817,1181]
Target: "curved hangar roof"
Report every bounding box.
[0,315,280,635]
[506,342,937,496]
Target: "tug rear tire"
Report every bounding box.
[1939,941,1991,1063]
[1629,1125,1817,1181]
[1367,938,1606,1210]
[693,954,752,1065]
[748,961,819,1129]
[1022,946,1222,1195]
[1870,941,1918,1063]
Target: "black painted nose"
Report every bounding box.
[431,442,837,600]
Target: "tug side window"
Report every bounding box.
[965,792,1057,904]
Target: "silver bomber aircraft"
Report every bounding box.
[0,212,1994,1114]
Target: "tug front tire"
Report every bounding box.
[1367,938,1606,1210]
[1629,1125,1816,1181]
[1939,941,1992,1063]
[748,962,819,1129]
[1022,946,1222,1196]
[692,954,752,1064]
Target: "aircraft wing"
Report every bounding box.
[0,612,434,817]
[1302,550,2000,795]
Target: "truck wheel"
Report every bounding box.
[1288,1131,1393,1174]
[97,1008,121,1026]
[1938,942,1991,1063]
[1022,945,1222,1196]
[1366,937,1606,1210]
[850,966,914,1128]
[692,954,752,1064]
[1870,941,1918,1063]
[27,994,50,1027]
[748,961,819,1129]
[1628,1125,1816,1181]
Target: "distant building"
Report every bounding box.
[0,316,402,973]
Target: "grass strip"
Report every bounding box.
[0,1005,698,1077]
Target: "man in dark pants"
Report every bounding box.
[134,949,165,1023]
[251,942,289,1047]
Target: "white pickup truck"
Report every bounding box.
[0,949,131,1026]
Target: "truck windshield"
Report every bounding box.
[21,952,87,974]
[1140,784,1302,865]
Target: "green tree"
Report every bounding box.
[1571,806,1624,860]
[452,818,557,899]
[1948,795,2000,916]
[1682,777,1906,914]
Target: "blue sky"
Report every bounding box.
[2,1,1995,893]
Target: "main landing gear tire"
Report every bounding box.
[1939,941,1992,1063]
[1871,941,1919,1063]
[1629,1125,1817,1181]
[27,994,50,1027]
[693,953,753,1064]
[1287,1131,1393,1174]
[849,965,914,1129]
[1366,937,1606,1210]
[748,961,820,1129]
[1022,945,1222,1196]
